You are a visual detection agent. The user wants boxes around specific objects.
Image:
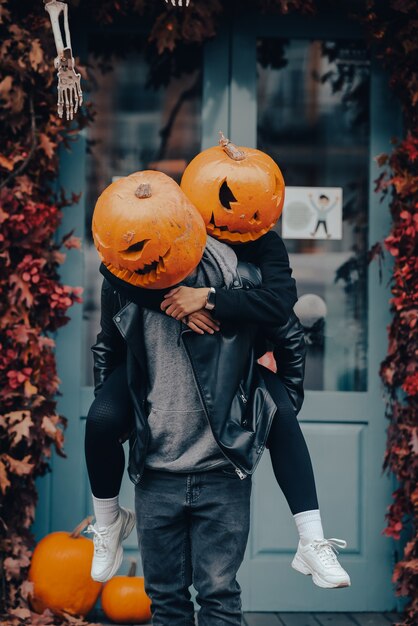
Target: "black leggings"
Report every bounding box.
[85,364,319,515]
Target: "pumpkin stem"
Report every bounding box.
[128,561,137,577]
[135,183,152,198]
[219,131,246,161]
[70,515,93,538]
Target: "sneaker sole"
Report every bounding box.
[91,511,137,583]
[291,553,351,589]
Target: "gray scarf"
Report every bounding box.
[183,236,238,290]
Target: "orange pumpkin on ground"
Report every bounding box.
[29,516,102,617]
[101,561,152,624]
[181,131,285,243]
[92,170,207,288]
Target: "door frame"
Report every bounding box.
[34,6,401,612]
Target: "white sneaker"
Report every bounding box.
[85,507,136,582]
[291,537,351,589]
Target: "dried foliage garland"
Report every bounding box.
[0,0,416,624]
[0,2,88,624]
[364,3,418,623]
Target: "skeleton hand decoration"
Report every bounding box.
[55,48,82,120]
[165,0,191,6]
[45,1,83,120]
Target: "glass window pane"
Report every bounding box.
[257,39,369,391]
[83,46,202,385]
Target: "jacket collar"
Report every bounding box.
[113,301,146,370]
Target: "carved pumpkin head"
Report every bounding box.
[181,132,285,243]
[92,170,207,289]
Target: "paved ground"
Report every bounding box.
[95,611,401,625]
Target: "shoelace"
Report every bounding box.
[84,524,109,557]
[311,538,347,566]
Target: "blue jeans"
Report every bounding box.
[135,466,252,626]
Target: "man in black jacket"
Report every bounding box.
[86,233,306,626]
[86,232,350,626]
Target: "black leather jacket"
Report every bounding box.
[91,263,305,483]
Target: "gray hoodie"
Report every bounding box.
[143,237,237,472]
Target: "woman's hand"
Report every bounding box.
[184,310,220,335]
[161,286,210,319]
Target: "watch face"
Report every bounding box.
[207,289,216,307]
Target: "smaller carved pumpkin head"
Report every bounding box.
[92,170,207,289]
[180,132,285,243]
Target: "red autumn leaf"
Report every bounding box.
[0,75,13,101]
[9,412,33,445]
[29,610,56,626]
[14,174,34,196]
[0,75,25,113]
[3,454,34,476]
[403,133,418,161]
[41,415,57,438]
[0,459,11,495]
[0,153,14,171]
[61,612,102,626]
[0,205,9,223]
[38,335,55,349]
[39,132,56,160]
[9,273,33,307]
[24,379,38,398]
[63,235,82,250]
[29,39,44,70]
[402,372,418,396]
[52,250,66,264]
[12,324,31,344]
[19,579,34,601]
[404,559,418,572]
[3,554,30,580]
[375,152,388,167]
[9,607,31,620]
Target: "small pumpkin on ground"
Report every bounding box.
[92,169,207,288]
[29,516,102,617]
[101,561,152,624]
[180,131,285,243]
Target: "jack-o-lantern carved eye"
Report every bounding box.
[92,171,206,289]
[180,132,285,244]
[219,180,237,211]
[120,239,151,261]
[250,211,261,225]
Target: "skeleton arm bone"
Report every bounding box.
[44,1,82,120]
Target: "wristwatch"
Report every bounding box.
[204,287,216,311]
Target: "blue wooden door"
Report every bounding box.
[225,11,399,611]
[33,8,399,613]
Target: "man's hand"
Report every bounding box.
[184,310,220,335]
[161,286,210,319]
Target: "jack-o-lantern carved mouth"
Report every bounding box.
[105,246,172,287]
[208,213,230,232]
[207,211,269,242]
[134,254,166,276]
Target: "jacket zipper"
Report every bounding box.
[181,329,248,480]
[239,383,248,404]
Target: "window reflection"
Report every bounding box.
[257,39,369,391]
[83,49,202,385]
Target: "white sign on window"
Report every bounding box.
[282,186,343,240]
